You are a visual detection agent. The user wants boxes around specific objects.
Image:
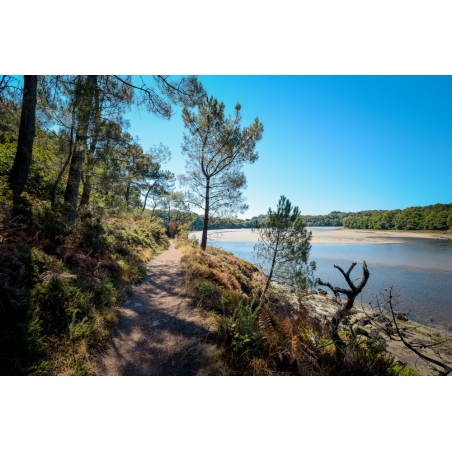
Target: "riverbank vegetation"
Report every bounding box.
[343,203,452,231]
[176,236,419,375]
[253,195,315,299]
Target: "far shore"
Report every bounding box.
[191,227,452,245]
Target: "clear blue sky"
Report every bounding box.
[125,76,452,219]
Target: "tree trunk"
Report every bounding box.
[344,294,355,310]
[64,76,95,222]
[64,132,85,222]
[79,76,99,208]
[141,181,157,213]
[52,112,76,207]
[125,184,130,207]
[79,138,96,208]
[317,261,369,354]
[200,177,210,250]
[8,75,38,197]
[51,145,73,207]
[330,307,347,353]
[261,234,280,300]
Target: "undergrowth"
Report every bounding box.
[0,192,169,375]
[176,237,417,376]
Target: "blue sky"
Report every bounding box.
[126,76,452,219]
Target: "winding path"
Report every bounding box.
[95,241,218,376]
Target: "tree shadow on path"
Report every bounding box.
[95,242,219,376]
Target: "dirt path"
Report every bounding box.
[95,241,218,376]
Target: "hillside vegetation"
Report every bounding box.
[176,236,413,376]
[0,190,168,375]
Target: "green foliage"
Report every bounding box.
[197,281,222,302]
[11,195,73,245]
[253,195,316,293]
[343,203,452,231]
[179,237,410,376]
[221,298,263,352]
[392,364,420,376]
[0,133,62,196]
[318,334,403,376]
[180,95,263,246]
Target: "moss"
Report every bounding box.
[392,364,420,376]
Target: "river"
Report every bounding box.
[192,232,452,327]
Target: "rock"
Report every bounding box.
[396,313,408,321]
[358,318,372,327]
[151,320,160,327]
[308,289,318,295]
[355,327,371,338]
[373,313,390,323]
[318,289,328,296]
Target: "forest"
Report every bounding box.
[343,203,452,231]
[0,75,205,374]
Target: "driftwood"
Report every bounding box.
[317,261,370,352]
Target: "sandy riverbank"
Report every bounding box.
[192,227,452,245]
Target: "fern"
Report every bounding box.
[297,361,319,376]
[258,310,274,336]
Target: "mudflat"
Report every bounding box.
[192,227,452,244]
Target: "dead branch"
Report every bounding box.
[317,261,370,353]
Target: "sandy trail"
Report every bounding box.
[95,242,217,376]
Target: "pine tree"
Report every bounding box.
[180,96,263,250]
[253,195,316,300]
[7,75,38,196]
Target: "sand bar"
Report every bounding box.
[191,227,452,245]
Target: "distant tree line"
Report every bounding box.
[299,210,384,227]
[184,204,452,232]
[186,210,385,230]
[343,203,452,231]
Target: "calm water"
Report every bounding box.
[200,238,452,326]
